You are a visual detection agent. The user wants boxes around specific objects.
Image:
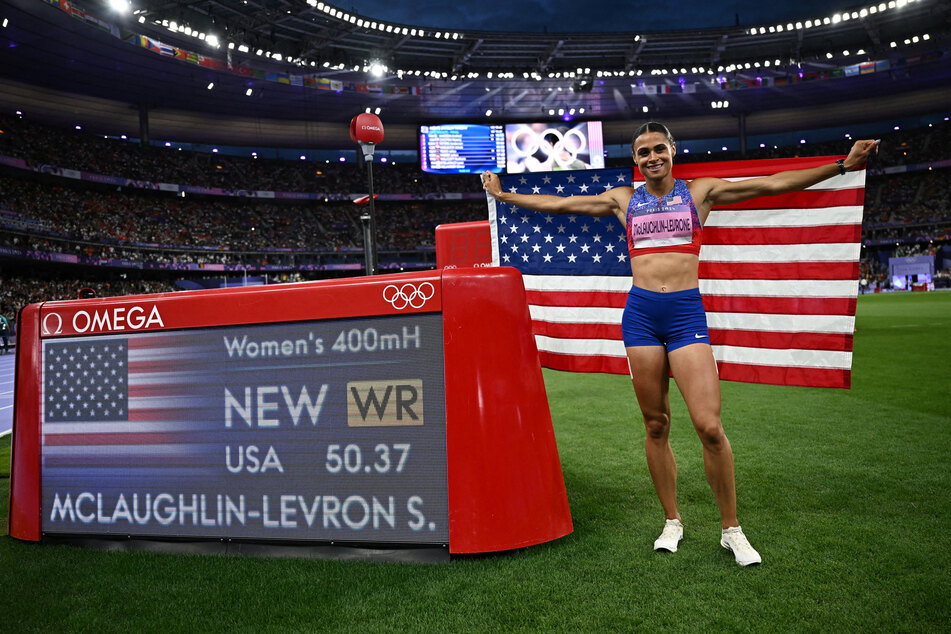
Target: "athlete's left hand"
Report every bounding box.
[843,139,880,171]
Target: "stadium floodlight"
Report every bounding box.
[108,0,130,13]
[206,82,214,90]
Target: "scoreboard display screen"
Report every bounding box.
[419,123,505,174]
[39,313,449,544]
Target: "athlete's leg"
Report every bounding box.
[626,345,679,521]
[667,342,738,529]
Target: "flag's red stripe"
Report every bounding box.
[537,350,630,375]
[699,261,859,280]
[532,320,623,340]
[704,224,861,245]
[43,432,181,446]
[128,360,216,373]
[702,295,857,316]
[538,351,851,387]
[128,385,188,398]
[708,329,854,352]
[716,362,851,389]
[712,188,865,210]
[648,156,849,179]
[129,409,183,422]
[45,456,203,467]
[526,290,627,308]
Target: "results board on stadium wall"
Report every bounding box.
[40,313,449,544]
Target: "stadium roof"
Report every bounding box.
[0,0,949,149]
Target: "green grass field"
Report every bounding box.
[2,292,949,632]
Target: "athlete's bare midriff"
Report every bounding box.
[629,251,700,293]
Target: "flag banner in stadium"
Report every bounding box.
[486,157,866,388]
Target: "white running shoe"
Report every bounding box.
[720,526,762,566]
[653,519,683,552]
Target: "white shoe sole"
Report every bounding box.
[720,539,762,566]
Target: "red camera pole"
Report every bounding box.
[349,113,384,276]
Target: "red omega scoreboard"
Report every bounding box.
[8,268,572,559]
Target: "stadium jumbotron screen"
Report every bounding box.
[419,123,506,174]
[504,121,604,173]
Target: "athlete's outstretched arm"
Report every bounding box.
[481,171,625,219]
[693,139,880,212]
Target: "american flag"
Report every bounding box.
[487,157,866,388]
[42,332,223,476]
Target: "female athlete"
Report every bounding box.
[482,122,879,566]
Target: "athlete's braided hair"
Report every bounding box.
[631,122,675,153]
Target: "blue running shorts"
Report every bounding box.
[621,286,710,352]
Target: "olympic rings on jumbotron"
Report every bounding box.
[382,282,435,310]
[507,124,588,171]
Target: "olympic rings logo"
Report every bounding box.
[508,124,588,170]
[382,282,435,310]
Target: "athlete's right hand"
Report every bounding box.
[481,171,503,199]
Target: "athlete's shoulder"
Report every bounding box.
[604,184,637,202]
[685,176,722,199]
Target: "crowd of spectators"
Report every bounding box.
[0,115,948,308]
[656,118,951,168]
[0,173,485,261]
[863,169,951,246]
[0,116,482,196]
[0,274,178,321]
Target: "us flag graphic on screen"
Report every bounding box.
[41,331,223,475]
[44,340,129,422]
[486,158,866,389]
